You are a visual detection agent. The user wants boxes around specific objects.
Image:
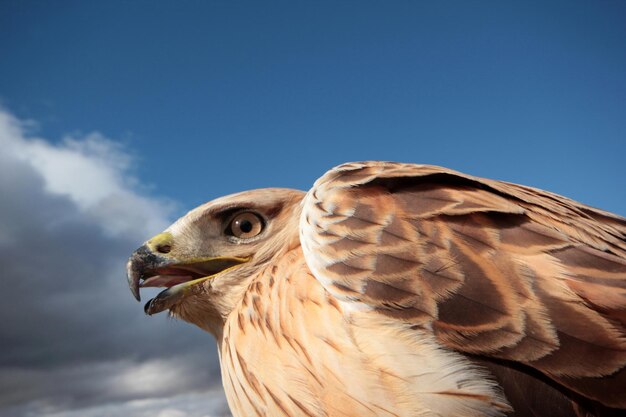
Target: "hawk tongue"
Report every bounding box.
[141,274,193,288]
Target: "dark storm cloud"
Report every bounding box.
[0,110,227,416]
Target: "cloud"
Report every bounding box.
[0,111,169,236]
[3,389,230,417]
[0,109,229,416]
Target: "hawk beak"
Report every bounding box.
[126,233,249,315]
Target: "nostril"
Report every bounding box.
[156,244,172,254]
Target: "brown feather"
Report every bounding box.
[301,161,626,409]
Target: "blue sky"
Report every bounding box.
[2,0,625,212]
[1,2,625,416]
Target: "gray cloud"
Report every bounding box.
[0,109,228,416]
[2,388,230,417]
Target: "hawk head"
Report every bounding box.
[126,188,304,332]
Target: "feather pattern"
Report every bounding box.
[221,248,512,417]
[300,162,626,409]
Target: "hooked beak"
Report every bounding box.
[126,233,249,315]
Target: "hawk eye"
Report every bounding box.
[227,212,264,239]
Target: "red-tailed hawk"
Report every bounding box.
[127,162,626,416]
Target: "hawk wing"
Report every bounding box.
[300,161,626,409]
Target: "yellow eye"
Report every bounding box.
[228,212,264,239]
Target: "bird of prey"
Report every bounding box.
[127,162,626,417]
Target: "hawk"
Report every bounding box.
[127,162,626,416]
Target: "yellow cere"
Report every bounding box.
[146,232,174,252]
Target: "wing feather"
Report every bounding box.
[300,161,626,408]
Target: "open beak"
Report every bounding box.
[126,237,249,315]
